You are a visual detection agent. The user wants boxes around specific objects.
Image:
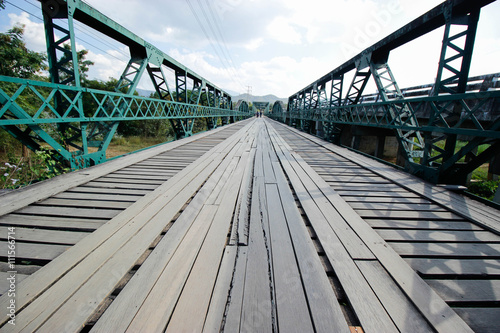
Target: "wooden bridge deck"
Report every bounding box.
[0,118,499,332]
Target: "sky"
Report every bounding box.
[1,0,500,98]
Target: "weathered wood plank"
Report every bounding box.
[166,154,252,332]
[425,279,500,302]
[65,186,149,196]
[36,198,131,210]
[221,247,248,332]
[405,258,500,276]
[342,196,429,204]
[355,260,434,333]
[0,272,28,296]
[240,177,274,332]
[268,119,474,333]
[92,129,254,332]
[268,125,398,332]
[291,124,500,234]
[377,229,500,242]
[356,209,461,220]
[273,161,350,333]
[0,226,89,245]
[0,214,105,231]
[81,181,159,190]
[266,184,314,332]
[453,308,500,333]
[203,246,238,332]
[92,205,219,333]
[367,219,479,231]
[54,191,140,202]
[270,135,374,260]
[0,123,241,216]
[389,242,500,258]
[0,122,254,329]
[349,202,447,212]
[15,206,120,219]
[1,242,69,261]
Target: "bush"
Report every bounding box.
[0,149,69,189]
[467,180,499,201]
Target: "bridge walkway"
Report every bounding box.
[0,118,498,332]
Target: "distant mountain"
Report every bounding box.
[136,88,155,97]
[135,88,287,106]
[232,93,287,104]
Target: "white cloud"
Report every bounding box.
[245,38,264,51]
[267,17,302,45]
[8,12,46,52]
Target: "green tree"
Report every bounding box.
[59,43,94,82]
[0,25,47,78]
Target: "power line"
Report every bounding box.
[7,0,129,65]
[185,0,246,92]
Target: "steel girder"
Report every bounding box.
[0,0,248,169]
[272,0,498,185]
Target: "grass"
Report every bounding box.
[0,135,171,190]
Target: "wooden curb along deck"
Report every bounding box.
[0,117,497,332]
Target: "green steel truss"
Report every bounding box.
[0,0,251,169]
[269,0,500,185]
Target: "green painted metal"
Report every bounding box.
[0,0,251,169]
[0,76,250,168]
[270,0,499,185]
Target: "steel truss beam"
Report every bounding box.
[0,0,247,169]
[273,0,498,185]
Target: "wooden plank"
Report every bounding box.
[92,177,164,185]
[103,173,171,181]
[355,260,434,333]
[0,122,254,329]
[54,192,140,202]
[342,196,429,204]
[65,186,149,196]
[389,242,500,258]
[405,258,500,276]
[0,226,89,245]
[232,149,255,246]
[15,206,120,219]
[81,181,159,190]
[366,219,480,231]
[453,308,500,333]
[270,133,375,260]
[0,122,240,216]
[0,262,40,275]
[221,247,248,332]
[356,209,461,220]
[0,214,105,231]
[349,202,447,212]
[377,230,500,243]
[92,205,219,333]
[266,184,314,332]
[425,279,500,302]
[336,191,420,198]
[240,177,274,332]
[273,163,351,333]
[293,125,500,234]
[268,126,398,332]
[321,175,391,184]
[268,119,474,333]
[36,198,131,210]
[166,152,252,332]
[1,242,69,261]
[92,131,254,332]
[203,246,238,332]
[0,272,28,295]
